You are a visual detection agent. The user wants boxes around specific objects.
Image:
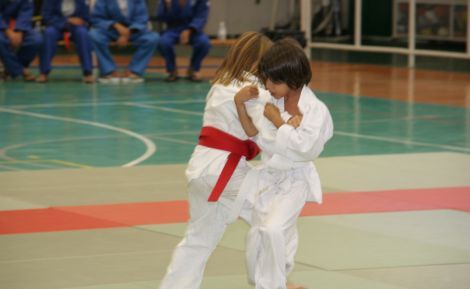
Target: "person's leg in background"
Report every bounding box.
[37,26,61,83]
[188,32,210,82]
[157,28,180,82]
[89,28,119,83]
[124,30,159,83]
[0,30,41,80]
[0,31,23,79]
[70,25,94,83]
[17,30,42,80]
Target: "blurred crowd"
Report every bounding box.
[0,0,211,84]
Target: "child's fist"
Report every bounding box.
[287,114,303,128]
[235,86,259,104]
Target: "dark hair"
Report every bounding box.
[257,38,312,89]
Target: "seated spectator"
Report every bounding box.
[156,0,210,82]
[0,0,42,81]
[89,0,159,84]
[37,0,94,83]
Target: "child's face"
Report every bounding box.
[265,79,290,99]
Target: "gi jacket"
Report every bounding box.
[91,0,149,32]
[247,85,334,203]
[156,0,209,34]
[186,73,265,182]
[41,0,90,29]
[0,0,34,32]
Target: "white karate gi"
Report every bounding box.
[159,74,267,289]
[241,85,334,289]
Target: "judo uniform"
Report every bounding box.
[241,85,334,289]
[159,74,265,289]
[39,0,93,76]
[89,0,159,76]
[156,0,210,73]
[0,0,42,78]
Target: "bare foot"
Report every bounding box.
[23,70,36,82]
[83,74,95,84]
[36,74,48,83]
[165,70,179,82]
[187,69,202,82]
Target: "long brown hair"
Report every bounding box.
[212,32,273,86]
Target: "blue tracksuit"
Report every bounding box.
[39,0,93,75]
[89,0,159,76]
[0,0,42,78]
[156,0,211,73]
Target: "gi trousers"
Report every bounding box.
[89,28,159,76]
[0,30,42,77]
[158,28,210,73]
[39,25,93,75]
[159,167,251,289]
[246,169,308,289]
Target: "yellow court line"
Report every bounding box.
[0,160,49,164]
[0,159,91,169]
[48,159,92,168]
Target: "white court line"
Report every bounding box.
[0,163,18,171]
[150,135,197,146]
[5,99,206,110]
[0,132,199,169]
[0,107,156,167]
[124,102,204,116]
[126,103,470,153]
[335,114,464,124]
[0,142,65,169]
[148,130,199,136]
[1,159,59,170]
[334,131,470,153]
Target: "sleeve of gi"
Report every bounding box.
[274,97,333,161]
[0,11,5,30]
[90,0,115,30]
[77,0,90,24]
[129,0,149,32]
[42,0,65,28]
[188,0,209,34]
[13,0,34,32]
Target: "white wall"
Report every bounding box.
[205,0,294,36]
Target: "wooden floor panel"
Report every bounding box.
[33,54,470,107]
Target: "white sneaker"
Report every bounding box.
[121,75,144,84]
[98,76,120,84]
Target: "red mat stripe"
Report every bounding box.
[1,186,469,235]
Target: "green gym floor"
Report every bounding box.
[1,54,470,289]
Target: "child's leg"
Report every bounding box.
[160,169,249,289]
[159,176,227,289]
[247,175,308,289]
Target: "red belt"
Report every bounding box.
[63,32,71,50]
[9,19,15,30]
[198,126,260,202]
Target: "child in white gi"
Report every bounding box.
[159,31,273,289]
[234,38,334,289]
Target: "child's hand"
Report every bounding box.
[264,103,280,118]
[264,103,284,128]
[287,114,303,128]
[235,86,259,104]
